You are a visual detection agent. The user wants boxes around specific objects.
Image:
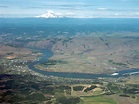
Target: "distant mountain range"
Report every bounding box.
[35,10,94,18]
[36,11,65,18]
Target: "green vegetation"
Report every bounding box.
[56,96,80,104]
[73,86,84,91]
[106,82,139,97]
[84,85,97,92]
[106,82,121,94]
[80,96,117,104]
[93,89,103,95]
[1,74,139,103]
[41,60,68,66]
[26,92,46,101]
[123,84,139,95]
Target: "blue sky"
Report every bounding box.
[0,0,139,18]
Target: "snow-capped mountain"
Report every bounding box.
[36,11,64,18]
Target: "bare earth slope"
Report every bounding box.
[28,36,139,74]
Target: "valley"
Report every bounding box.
[0,18,139,104]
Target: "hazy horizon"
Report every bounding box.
[0,0,139,18]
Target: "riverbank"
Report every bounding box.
[27,48,139,79]
[27,36,139,76]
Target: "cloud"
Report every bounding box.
[1,0,139,18]
[0,5,9,8]
[115,13,119,16]
[66,12,76,16]
[96,8,108,10]
[134,12,139,16]
[29,6,43,9]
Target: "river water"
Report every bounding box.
[28,48,139,79]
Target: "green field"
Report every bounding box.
[80,96,117,104]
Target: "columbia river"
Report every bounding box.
[28,48,139,79]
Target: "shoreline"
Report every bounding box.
[28,48,139,79]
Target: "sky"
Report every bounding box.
[0,0,139,18]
